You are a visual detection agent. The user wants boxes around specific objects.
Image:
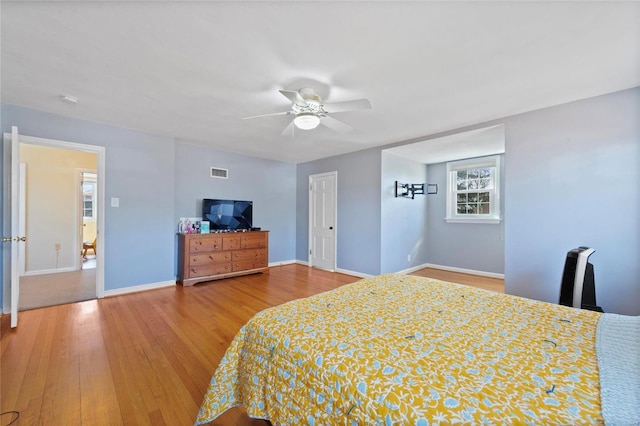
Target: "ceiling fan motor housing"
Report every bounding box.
[293,88,324,114]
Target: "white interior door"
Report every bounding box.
[309,172,337,271]
[2,126,23,328]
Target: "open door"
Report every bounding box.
[2,126,25,328]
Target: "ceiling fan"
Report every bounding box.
[243,88,372,135]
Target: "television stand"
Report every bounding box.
[176,230,269,286]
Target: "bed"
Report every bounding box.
[195,274,639,425]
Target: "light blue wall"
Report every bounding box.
[504,88,639,315]
[380,152,428,273]
[296,87,638,314]
[0,104,298,311]
[296,147,382,275]
[2,87,638,315]
[426,157,505,274]
[174,141,296,263]
[1,104,176,293]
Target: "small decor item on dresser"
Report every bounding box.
[178,217,203,234]
[200,221,210,234]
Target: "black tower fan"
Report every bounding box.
[559,247,603,312]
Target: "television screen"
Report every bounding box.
[202,199,253,231]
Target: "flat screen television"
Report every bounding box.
[202,199,253,231]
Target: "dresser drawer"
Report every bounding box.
[232,248,267,261]
[232,258,267,271]
[188,263,231,278]
[189,252,231,266]
[241,233,267,249]
[189,236,223,253]
[222,235,241,250]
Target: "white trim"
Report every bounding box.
[23,267,77,276]
[445,218,501,224]
[293,261,371,279]
[335,268,373,279]
[268,260,297,267]
[395,264,432,275]
[3,132,107,300]
[445,154,501,223]
[103,280,175,297]
[400,262,505,279]
[18,163,26,276]
[76,168,97,271]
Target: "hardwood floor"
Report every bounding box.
[411,267,504,293]
[0,264,503,425]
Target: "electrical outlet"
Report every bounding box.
[54,243,61,250]
[407,254,411,262]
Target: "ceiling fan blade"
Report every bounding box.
[320,116,353,134]
[281,119,295,137]
[323,98,372,113]
[279,90,308,107]
[242,111,291,120]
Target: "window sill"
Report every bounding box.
[445,217,501,224]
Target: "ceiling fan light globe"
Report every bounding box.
[294,114,320,130]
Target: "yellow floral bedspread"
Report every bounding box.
[195,274,602,425]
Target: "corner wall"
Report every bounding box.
[1,103,177,295]
[426,157,505,275]
[380,152,428,273]
[504,87,639,315]
[296,147,382,276]
[20,144,97,273]
[173,141,296,264]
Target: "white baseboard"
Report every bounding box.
[103,280,175,298]
[292,260,371,279]
[400,262,504,279]
[335,268,373,279]
[23,266,77,276]
[269,259,297,267]
[268,260,502,281]
[395,264,430,275]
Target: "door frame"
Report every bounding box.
[2,132,106,313]
[308,171,338,270]
[77,169,98,271]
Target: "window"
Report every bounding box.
[82,173,97,220]
[446,155,501,223]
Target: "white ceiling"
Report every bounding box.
[385,124,505,165]
[1,1,638,164]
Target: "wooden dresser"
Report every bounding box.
[176,231,269,286]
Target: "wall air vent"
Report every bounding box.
[210,167,228,179]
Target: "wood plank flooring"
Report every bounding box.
[0,264,503,425]
[411,267,504,293]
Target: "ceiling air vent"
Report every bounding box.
[210,167,228,179]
